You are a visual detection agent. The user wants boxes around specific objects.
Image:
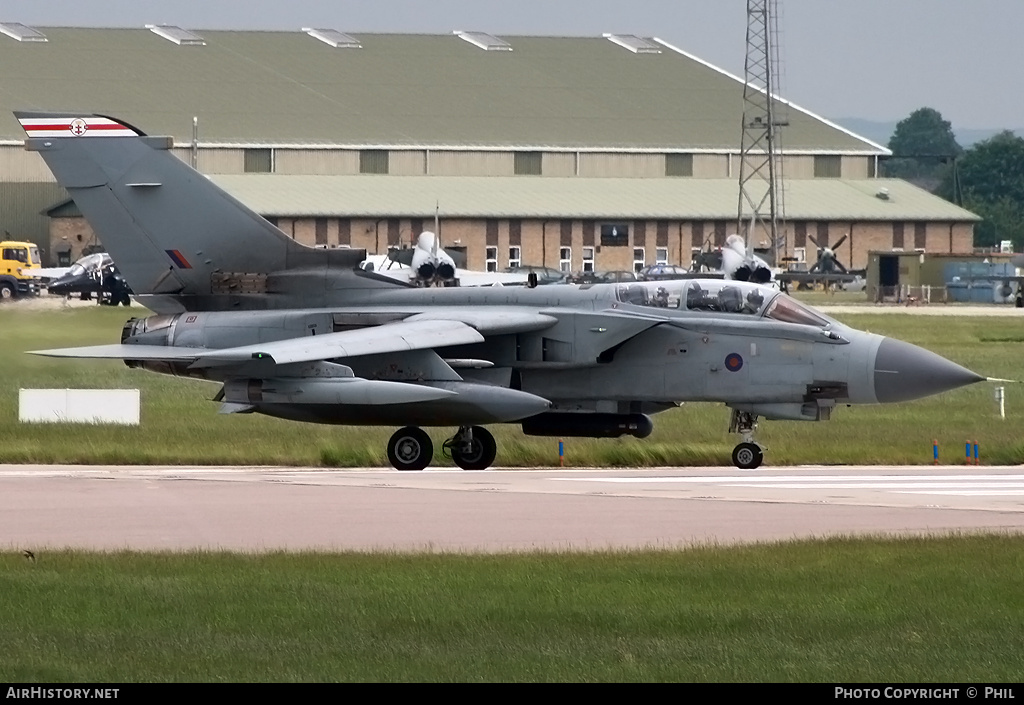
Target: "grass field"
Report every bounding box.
[1,535,1022,682]
[1,302,1022,467]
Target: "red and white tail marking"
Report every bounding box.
[18,116,138,138]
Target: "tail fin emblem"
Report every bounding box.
[165,249,192,269]
[17,115,140,138]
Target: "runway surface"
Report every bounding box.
[817,304,1024,316]
[2,464,1023,552]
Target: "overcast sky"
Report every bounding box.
[5,0,1020,130]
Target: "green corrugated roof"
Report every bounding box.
[0,28,883,152]
[209,175,978,222]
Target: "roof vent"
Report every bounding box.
[146,24,206,46]
[302,28,362,49]
[0,23,48,42]
[603,34,661,54]
[454,30,512,51]
[876,187,891,201]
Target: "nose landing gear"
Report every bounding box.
[728,409,764,470]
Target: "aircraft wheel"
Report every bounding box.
[387,426,433,471]
[731,442,763,470]
[452,426,497,470]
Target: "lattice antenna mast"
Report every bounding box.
[737,0,787,267]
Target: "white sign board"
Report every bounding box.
[19,389,140,425]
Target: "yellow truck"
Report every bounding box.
[0,240,42,300]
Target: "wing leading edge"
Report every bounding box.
[30,319,485,368]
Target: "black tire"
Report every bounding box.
[387,426,433,471]
[732,442,763,470]
[0,282,15,301]
[120,293,131,306]
[452,426,497,470]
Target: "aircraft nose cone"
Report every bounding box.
[874,337,984,403]
[47,276,81,296]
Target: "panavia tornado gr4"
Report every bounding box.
[16,112,985,470]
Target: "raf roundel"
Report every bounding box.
[725,353,743,372]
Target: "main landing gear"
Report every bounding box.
[728,409,764,470]
[444,426,497,471]
[386,425,497,471]
[387,426,433,471]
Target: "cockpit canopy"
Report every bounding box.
[66,252,112,277]
[614,279,831,327]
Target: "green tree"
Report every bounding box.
[939,131,1024,249]
[883,107,962,185]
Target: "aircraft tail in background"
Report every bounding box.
[16,112,366,304]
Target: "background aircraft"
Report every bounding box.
[18,112,984,470]
[719,234,776,284]
[362,232,529,287]
[691,234,777,285]
[44,252,133,305]
[776,233,865,289]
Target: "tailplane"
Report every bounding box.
[16,112,367,304]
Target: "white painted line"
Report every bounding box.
[730,483,1024,490]
[559,474,1024,484]
[896,490,1024,496]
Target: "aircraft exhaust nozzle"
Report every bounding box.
[417,263,436,280]
[436,262,456,281]
[732,265,752,282]
[751,266,773,284]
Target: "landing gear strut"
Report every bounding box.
[443,426,497,470]
[728,409,764,470]
[385,425,498,471]
[387,426,433,471]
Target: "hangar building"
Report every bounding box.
[0,24,979,272]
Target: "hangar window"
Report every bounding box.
[665,153,693,177]
[0,23,48,42]
[455,31,513,51]
[244,149,272,173]
[600,223,629,247]
[633,247,645,272]
[360,150,390,174]
[655,247,668,264]
[303,28,362,49]
[485,246,498,272]
[146,24,206,46]
[508,246,521,268]
[559,247,572,272]
[582,246,595,273]
[603,34,661,54]
[814,155,842,178]
[514,152,542,175]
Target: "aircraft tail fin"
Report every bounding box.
[16,112,364,299]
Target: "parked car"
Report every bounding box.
[569,270,639,285]
[639,263,691,281]
[502,265,567,285]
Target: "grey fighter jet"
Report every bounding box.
[16,112,985,470]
